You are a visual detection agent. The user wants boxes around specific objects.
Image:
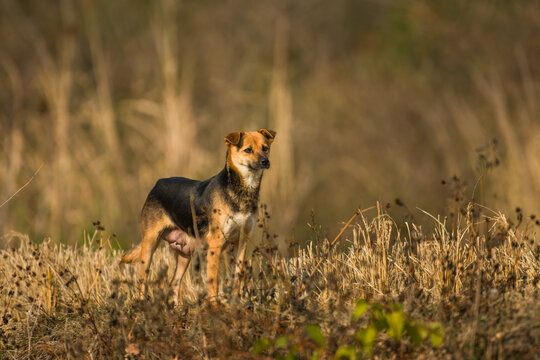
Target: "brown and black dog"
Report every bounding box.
[121,129,276,303]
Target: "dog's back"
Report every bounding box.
[145,176,213,237]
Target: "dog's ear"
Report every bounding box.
[258,129,276,143]
[224,131,244,146]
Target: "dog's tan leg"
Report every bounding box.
[170,251,191,304]
[207,231,225,304]
[139,226,162,298]
[234,222,254,296]
[233,233,248,296]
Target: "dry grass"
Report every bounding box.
[1,202,538,359]
[1,1,540,358]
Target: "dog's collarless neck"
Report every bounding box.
[221,165,260,213]
[224,163,262,192]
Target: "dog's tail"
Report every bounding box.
[120,244,142,264]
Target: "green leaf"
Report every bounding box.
[429,322,444,347]
[310,349,322,360]
[356,325,378,355]
[372,316,389,332]
[351,299,369,321]
[285,345,299,360]
[405,321,428,346]
[370,304,389,331]
[385,309,406,341]
[252,337,271,354]
[335,345,357,360]
[370,303,384,315]
[306,324,326,348]
[275,335,290,349]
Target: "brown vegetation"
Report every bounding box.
[1,1,540,243]
[1,1,539,358]
[1,203,538,358]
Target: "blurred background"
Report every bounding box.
[1,0,539,247]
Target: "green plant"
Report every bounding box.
[339,300,444,358]
[252,299,444,359]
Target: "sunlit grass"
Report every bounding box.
[1,203,537,358]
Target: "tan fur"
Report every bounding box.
[121,129,275,304]
[119,245,142,263]
[121,211,179,298]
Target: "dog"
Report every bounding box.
[120,129,276,303]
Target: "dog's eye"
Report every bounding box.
[262,145,268,152]
[244,147,253,154]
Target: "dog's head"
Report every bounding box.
[225,129,276,174]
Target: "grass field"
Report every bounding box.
[2,0,540,243]
[1,200,538,359]
[1,1,540,358]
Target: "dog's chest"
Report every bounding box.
[222,211,256,239]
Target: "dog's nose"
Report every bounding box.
[260,157,270,168]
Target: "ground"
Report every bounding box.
[1,203,538,359]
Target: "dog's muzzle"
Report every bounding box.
[260,157,270,169]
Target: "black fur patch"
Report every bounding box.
[144,165,259,238]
